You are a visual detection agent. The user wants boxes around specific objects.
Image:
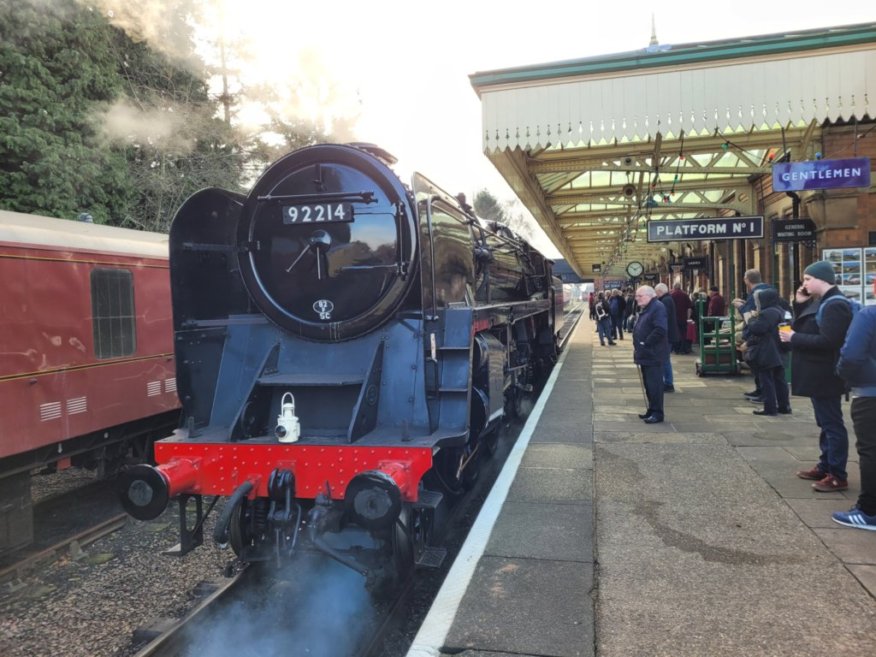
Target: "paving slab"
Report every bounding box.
[486,501,594,562]
[507,466,592,503]
[813,528,876,564]
[442,556,593,657]
[521,444,592,469]
[848,564,876,598]
[595,431,726,445]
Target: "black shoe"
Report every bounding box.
[743,390,762,399]
[638,412,651,419]
[608,341,617,346]
[643,416,664,424]
[746,396,764,404]
[778,407,792,415]
[753,409,777,416]
[664,385,675,392]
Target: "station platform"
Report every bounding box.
[407,315,876,657]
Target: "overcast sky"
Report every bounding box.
[213,1,875,252]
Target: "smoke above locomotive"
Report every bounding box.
[119,143,563,585]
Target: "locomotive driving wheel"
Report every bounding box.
[428,444,480,498]
[391,507,415,584]
[229,497,256,558]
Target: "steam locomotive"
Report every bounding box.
[119,143,562,584]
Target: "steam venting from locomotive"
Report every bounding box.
[182,561,373,656]
[119,143,562,584]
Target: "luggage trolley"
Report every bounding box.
[695,298,741,376]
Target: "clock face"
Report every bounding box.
[627,261,644,277]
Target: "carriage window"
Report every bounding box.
[91,269,136,359]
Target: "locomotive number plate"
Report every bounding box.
[282,203,354,224]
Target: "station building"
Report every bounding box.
[470,22,876,303]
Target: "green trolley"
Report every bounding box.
[694,298,742,376]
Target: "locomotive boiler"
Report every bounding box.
[119,143,562,583]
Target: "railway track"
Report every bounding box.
[0,512,128,589]
[127,561,411,657]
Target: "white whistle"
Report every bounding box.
[275,392,300,443]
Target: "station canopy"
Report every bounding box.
[469,22,876,278]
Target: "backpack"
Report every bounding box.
[815,294,862,327]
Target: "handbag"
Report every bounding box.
[742,341,763,368]
[685,321,697,342]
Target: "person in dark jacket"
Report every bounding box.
[707,286,725,316]
[633,285,669,423]
[670,282,693,354]
[745,288,791,416]
[594,293,616,347]
[609,289,625,340]
[833,277,876,530]
[733,269,772,402]
[655,283,679,392]
[779,260,854,492]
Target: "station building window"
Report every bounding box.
[91,268,136,359]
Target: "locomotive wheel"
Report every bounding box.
[427,445,478,498]
[229,498,254,558]
[482,425,501,458]
[391,507,415,583]
[462,446,481,489]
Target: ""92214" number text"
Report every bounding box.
[282,203,353,224]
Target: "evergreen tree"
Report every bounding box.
[474,189,507,223]
[0,0,246,230]
[0,0,131,220]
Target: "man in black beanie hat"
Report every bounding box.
[779,260,853,491]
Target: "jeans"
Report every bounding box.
[757,366,789,414]
[596,317,613,345]
[611,315,624,339]
[662,353,674,387]
[810,395,849,480]
[851,396,876,515]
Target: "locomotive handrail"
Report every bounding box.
[255,191,377,204]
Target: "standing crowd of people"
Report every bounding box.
[589,263,875,531]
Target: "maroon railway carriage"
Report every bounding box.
[0,210,180,555]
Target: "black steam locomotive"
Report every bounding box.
[120,143,562,584]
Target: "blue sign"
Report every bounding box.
[647,217,763,242]
[772,157,871,192]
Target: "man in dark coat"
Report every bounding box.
[779,260,854,491]
[733,269,772,402]
[633,285,669,424]
[655,283,679,392]
[745,288,791,416]
[670,282,693,354]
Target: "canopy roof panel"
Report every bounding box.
[470,23,876,277]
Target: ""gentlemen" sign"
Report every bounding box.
[772,157,871,192]
[647,217,763,242]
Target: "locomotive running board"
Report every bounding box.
[415,546,447,569]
